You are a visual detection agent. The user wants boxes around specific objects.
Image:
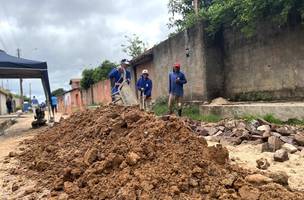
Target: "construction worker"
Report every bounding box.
[108,59,131,101]
[136,69,152,111]
[31,96,39,115]
[168,63,187,116]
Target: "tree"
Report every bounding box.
[168,0,304,37]
[51,88,65,96]
[80,60,117,89]
[168,0,212,31]
[93,60,117,83]
[80,68,95,89]
[121,34,147,59]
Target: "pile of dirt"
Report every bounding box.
[210,97,230,105]
[8,106,304,199]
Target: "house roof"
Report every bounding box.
[69,78,81,85]
[130,48,153,67]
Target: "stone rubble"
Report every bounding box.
[186,118,304,163]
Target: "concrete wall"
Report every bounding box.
[132,22,304,102]
[223,25,304,100]
[0,93,7,115]
[151,22,207,100]
[58,79,111,114]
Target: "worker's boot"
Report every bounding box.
[178,109,182,117]
[177,102,182,117]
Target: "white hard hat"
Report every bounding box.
[142,69,149,74]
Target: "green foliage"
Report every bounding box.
[241,113,304,126]
[80,60,116,90]
[152,97,221,122]
[92,60,117,82]
[168,0,304,37]
[121,34,147,58]
[51,88,65,96]
[80,69,95,89]
[263,114,283,124]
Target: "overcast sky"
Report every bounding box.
[0,0,171,102]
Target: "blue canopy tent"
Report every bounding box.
[0,49,53,119]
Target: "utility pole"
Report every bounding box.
[29,82,31,103]
[17,48,24,107]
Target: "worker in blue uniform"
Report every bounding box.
[108,59,131,101]
[168,63,187,116]
[136,69,152,111]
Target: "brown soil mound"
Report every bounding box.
[15,106,304,199]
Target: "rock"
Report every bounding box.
[262,131,271,138]
[256,158,270,170]
[221,173,237,187]
[280,136,294,144]
[188,178,198,187]
[237,122,247,129]
[35,160,49,171]
[261,143,271,152]
[269,171,289,186]
[218,126,225,131]
[250,119,260,128]
[8,151,18,157]
[204,126,218,135]
[257,125,271,132]
[12,182,19,192]
[225,121,236,130]
[220,137,242,146]
[204,136,220,143]
[282,143,298,154]
[83,148,98,166]
[58,193,69,200]
[170,185,180,195]
[294,133,304,146]
[195,127,209,136]
[245,174,273,185]
[53,177,64,191]
[271,132,282,138]
[268,136,284,152]
[276,127,294,136]
[213,130,223,137]
[23,186,36,195]
[64,181,79,194]
[239,185,260,200]
[274,149,289,162]
[126,152,140,166]
[71,168,82,179]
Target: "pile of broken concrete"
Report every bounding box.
[187,118,304,162]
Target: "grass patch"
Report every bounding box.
[152,98,221,122]
[262,114,283,125]
[241,113,304,126]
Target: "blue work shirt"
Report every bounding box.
[51,96,57,106]
[136,76,152,97]
[31,98,39,105]
[108,67,131,94]
[169,71,187,97]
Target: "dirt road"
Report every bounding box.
[208,141,304,191]
[0,113,63,199]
